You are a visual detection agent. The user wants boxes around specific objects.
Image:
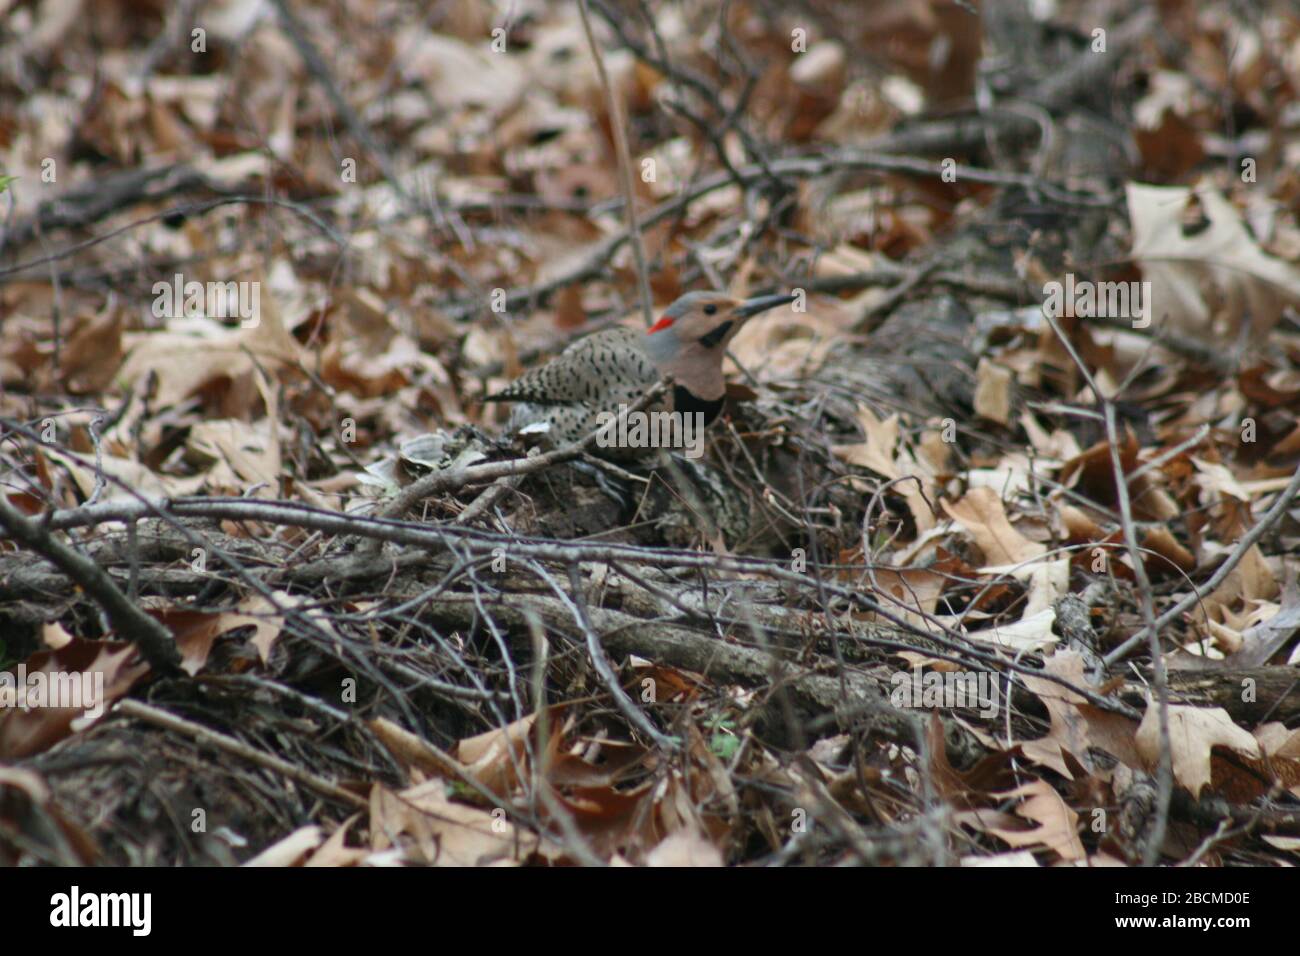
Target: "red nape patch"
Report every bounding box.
[649,316,675,333]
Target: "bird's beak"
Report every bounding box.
[733,292,797,318]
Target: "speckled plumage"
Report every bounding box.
[488,326,664,446]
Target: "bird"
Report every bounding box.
[484,290,795,455]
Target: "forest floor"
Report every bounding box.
[2,0,1300,867]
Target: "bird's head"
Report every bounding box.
[642,290,795,378]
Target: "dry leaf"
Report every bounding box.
[973,357,1014,424]
[1135,703,1260,798]
[1128,182,1300,342]
[985,779,1086,862]
[942,487,1046,567]
[644,829,724,867]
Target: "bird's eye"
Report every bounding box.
[703,304,718,315]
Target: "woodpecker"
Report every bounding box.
[485,290,795,453]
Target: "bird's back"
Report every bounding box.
[486,326,657,406]
[486,326,663,448]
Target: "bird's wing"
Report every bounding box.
[484,327,658,405]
